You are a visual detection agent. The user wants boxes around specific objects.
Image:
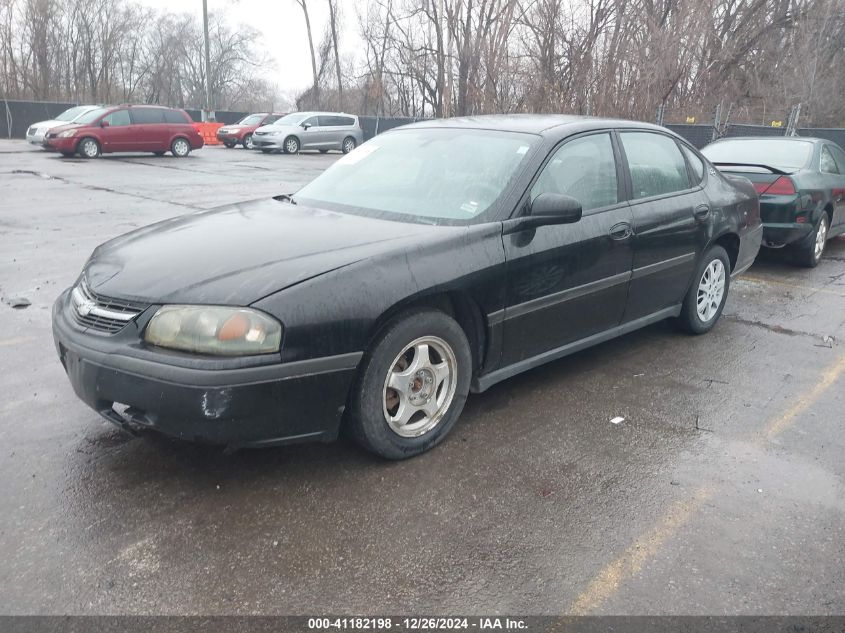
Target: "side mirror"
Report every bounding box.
[302,122,311,130]
[100,120,110,128]
[528,193,582,225]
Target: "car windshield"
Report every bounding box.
[702,139,814,171]
[72,108,108,125]
[56,106,92,122]
[294,128,538,225]
[272,113,308,126]
[236,114,266,126]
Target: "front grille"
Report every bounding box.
[70,281,148,334]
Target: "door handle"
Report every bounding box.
[694,204,711,220]
[609,222,633,241]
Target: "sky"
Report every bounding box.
[141,0,363,96]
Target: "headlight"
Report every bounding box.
[144,306,282,356]
[58,129,77,138]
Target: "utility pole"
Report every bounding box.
[202,0,215,121]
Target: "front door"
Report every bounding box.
[501,131,634,366]
[98,109,136,152]
[617,130,709,321]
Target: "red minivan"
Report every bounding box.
[45,105,204,158]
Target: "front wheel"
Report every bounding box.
[171,137,191,157]
[342,136,357,154]
[283,136,299,154]
[346,309,472,459]
[242,133,254,150]
[793,214,828,268]
[676,245,730,335]
[77,137,100,159]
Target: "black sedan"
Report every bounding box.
[702,136,845,267]
[52,115,762,459]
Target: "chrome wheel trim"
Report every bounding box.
[173,138,189,156]
[382,336,458,438]
[81,139,98,157]
[285,137,298,153]
[814,216,828,261]
[696,259,726,323]
[243,134,253,149]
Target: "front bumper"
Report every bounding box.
[216,131,242,144]
[27,132,46,145]
[44,136,76,153]
[52,289,361,448]
[252,136,285,150]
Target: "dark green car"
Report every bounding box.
[701,137,845,267]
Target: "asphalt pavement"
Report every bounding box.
[0,140,843,615]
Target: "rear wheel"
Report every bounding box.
[242,133,254,150]
[342,136,357,154]
[283,136,299,154]
[676,245,730,335]
[793,214,828,268]
[171,137,191,157]
[77,137,100,159]
[346,309,471,459]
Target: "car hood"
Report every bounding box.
[84,198,441,305]
[47,122,83,135]
[256,124,300,134]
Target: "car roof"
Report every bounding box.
[400,114,667,136]
[295,111,357,117]
[708,136,822,144]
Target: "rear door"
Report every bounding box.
[98,108,135,152]
[618,130,710,322]
[501,131,634,366]
[821,144,845,231]
[129,107,168,151]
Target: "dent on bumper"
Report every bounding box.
[52,292,362,448]
[762,222,814,246]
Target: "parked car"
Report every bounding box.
[52,115,760,459]
[26,105,103,146]
[44,105,204,158]
[216,112,287,149]
[701,137,845,267]
[252,112,363,154]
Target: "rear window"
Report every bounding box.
[131,108,165,124]
[701,139,813,171]
[164,109,189,124]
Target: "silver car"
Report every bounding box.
[26,105,102,145]
[252,112,364,154]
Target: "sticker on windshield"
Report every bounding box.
[516,145,529,155]
[336,143,379,165]
[460,201,479,214]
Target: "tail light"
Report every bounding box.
[756,176,796,196]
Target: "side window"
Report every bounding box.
[302,116,318,127]
[531,133,618,212]
[620,132,691,199]
[130,108,165,125]
[338,116,355,127]
[820,146,840,174]
[681,144,705,185]
[830,146,845,174]
[102,109,131,126]
[264,114,282,125]
[164,109,188,124]
[318,115,336,126]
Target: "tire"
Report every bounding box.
[223,141,236,149]
[77,137,100,159]
[171,137,191,157]
[346,309,472,460]
[793,213,828,268]
[242,133,254,150]
[283,136,299,154]
[153,151,165,156]
[342,136,357,154]
[676,245,731,335]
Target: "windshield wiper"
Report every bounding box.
[273,194,297,205]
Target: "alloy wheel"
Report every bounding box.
[343,138,356,153]
[814,216,828,262]
[173,138,189,157]
[80,139,98,158]
[285,137,299,154]
[696,259,726,323]
[382,336,457,438]
[243,134,254,149]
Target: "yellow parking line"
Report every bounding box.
[738,275,845,298]
[568,486,713,615]
[567,352,845,615]
[0,336,39,348]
